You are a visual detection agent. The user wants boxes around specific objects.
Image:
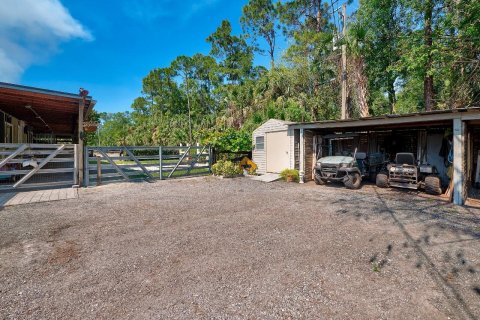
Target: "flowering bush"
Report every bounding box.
[280,169,299,182]
[212,160,242,177]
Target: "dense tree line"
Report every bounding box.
[91,0,480,150]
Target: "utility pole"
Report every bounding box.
[340,3,348,120]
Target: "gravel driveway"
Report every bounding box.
[1,177,480,319]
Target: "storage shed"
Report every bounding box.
[252,119,295,174]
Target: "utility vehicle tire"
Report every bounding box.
[344,172,362,189]
[376,173,389,188]
[425,175,442,195]
[314,174,326,185]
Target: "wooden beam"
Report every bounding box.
[74,144,79,186]
[290,113,465,130]
[0,87,81,103]
[97,156,102,186]
[78,99,84,186]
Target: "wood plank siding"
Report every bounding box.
[304,130,314,181]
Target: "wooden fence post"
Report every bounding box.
[96,156,102,186]
[208,146,213,172]
[159,146,163,180]
[78,100,84,187]
[73,144,79,186]
[84,146,89,187]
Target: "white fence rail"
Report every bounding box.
[0,143,77,190]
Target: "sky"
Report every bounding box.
[0,0,257,113]
[0,0,357,113]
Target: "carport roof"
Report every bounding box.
[289,107,480,131]
[0,82,96,135]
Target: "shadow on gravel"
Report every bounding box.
[326,186,480,319]
[369,188,479,320]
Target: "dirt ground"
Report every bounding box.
[1,177,480,319]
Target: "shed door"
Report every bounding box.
[266,130,290,173]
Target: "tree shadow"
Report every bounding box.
[324,186,480,319]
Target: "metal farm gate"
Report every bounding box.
[85,145,211,186]
[0,143,78,190]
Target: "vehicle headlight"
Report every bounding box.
[339,163,349,168]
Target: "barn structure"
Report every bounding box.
[0,82,96,189]
[253,108,480,205]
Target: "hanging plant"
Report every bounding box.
[83,121,98,133]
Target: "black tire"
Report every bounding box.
[344,172,362,189]
[314,173,326,185]
[425,175,442,195]
[376,173,389,188]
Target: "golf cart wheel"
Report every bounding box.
[376,173,389,188]
[314,174,326,185]
[425,175,442,195]
[344,172,362,189]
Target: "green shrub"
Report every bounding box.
[279,168,299,182]
[212,160,242,177]
[211,160,224,176]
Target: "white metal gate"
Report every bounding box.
[85,146,212,186]
[0,143,77,190]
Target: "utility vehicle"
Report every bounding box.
[375,152,442,195]
[314,149,384,189]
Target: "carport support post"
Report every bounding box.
[78,99,84,187]
[299,128,305,183]
[453,118,465,205]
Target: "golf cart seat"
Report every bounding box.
[396,153,415,165]
[355,152,367,172]
[355,152,367,160]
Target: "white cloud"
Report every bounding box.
[0,0,92,82]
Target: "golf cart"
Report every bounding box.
[314,149,385,189]
[375,152,442,195]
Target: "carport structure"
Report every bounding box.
[288,108,480,205]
